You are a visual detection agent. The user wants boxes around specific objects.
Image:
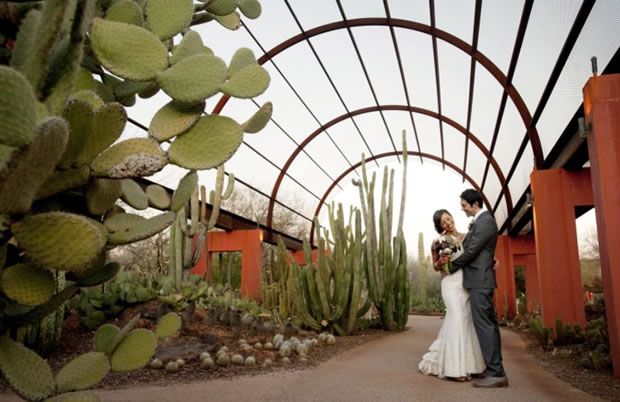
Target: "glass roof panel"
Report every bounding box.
[389,0,430,24]
[442,123,466,170]
[383,110,417,151]
[350,26,409,105]
[494,197,509,229]
[241,2,301,52]
[348,112,399,155]
[413,114,442,157]
[303,132,352,181]
[537,0,620,157]
[340,0,385,19]
[508,146,535,210]
[512,0,582,113]
[482,167,502,212]
[271,40,347,124]
[287,152,334,197]
[328,119,374,165]
[494,98,528,176]
[437,40,471,127]
[477,0,524,75]
[287,0,342,30]
[435,0,475,45]
[396,29,438,113]
[469,61,503,148]
[309,30,376,111]
[464,139,485,185]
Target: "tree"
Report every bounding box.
[222,186,311,239]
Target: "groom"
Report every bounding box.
[447,189,508,387]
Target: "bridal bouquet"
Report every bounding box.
[431,235,462,273]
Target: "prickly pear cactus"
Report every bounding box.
[0,0,269,399]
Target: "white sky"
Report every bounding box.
[119,0,615,259]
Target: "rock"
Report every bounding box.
[155,344,203,363]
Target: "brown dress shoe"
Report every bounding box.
[472,376,509,388]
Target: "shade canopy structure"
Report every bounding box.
[124,0,620,242]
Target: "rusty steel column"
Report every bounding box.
[531,169,592,328]
[510,235,540,314]
[583,73,620,378]
[494,235,516,319]
[191,229,264,301]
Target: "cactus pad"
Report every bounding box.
[108,211,176,245]
[170,171,198,212]
[214,12,241,31]
[169,31,212,65]
[149,101,205,142]
[168,115,243,169]
[238,0,262,19]
[1,263,55,306]
[91,138,167,178]
[0,66,36,147]
[69,90,105,111]
[157,54,227,103]
[59,99,93,169]
[86,179,122,215]
[221,64,270,99]
[94,324,120,353]
[206,0,238,16]
[35,166,91,201]
[155,312,182,339]
[56,352,110,393]
[242,102,272,133]
[105,0,144,26]
[146,0,194,40]
[228,48,257,77]
[104,212,147,232]
[78,262,121,287]
[90,18,168,81]
[0,144,16,172]
[146,184,171,209]
[120,179,149,210]
[0,336,54,401]
[13,212,107,273]
[0,117,69,214]
[111,328,157,371]
[76,102,127,166]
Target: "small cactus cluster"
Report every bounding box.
[269,132,410,334]
[0,0,270,399]
[0,312,180,401]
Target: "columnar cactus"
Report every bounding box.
[417,232,428,302]
[354,131,410,330]
[286,204,370,335]
[169,165,234,290]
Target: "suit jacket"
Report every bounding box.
[451,210,498,289]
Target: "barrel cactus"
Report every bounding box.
[0,0,268,399]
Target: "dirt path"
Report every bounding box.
[0,315,598,401]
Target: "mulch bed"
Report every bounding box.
[513,327,620,401]
[0,308,389,394]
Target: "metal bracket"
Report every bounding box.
[578,117,591,140]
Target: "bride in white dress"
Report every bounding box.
[418,209,486,380]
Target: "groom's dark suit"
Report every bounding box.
[450,210,506,378]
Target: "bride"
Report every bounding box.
[418,209,486,380]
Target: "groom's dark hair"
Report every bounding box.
[433,209,451,234]
[460,189,483,208]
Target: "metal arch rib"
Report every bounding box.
[264,105,512,242]
[308,151,492,245]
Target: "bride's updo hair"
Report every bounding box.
[433,209,451,234]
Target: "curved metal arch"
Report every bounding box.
[265,105,512,233]
[307,151,492,245]
[212,17,543,168]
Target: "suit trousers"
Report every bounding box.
[469,288,506,377]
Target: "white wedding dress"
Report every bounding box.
[418,246,486,378]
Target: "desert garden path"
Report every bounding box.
[1,315,597,401]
